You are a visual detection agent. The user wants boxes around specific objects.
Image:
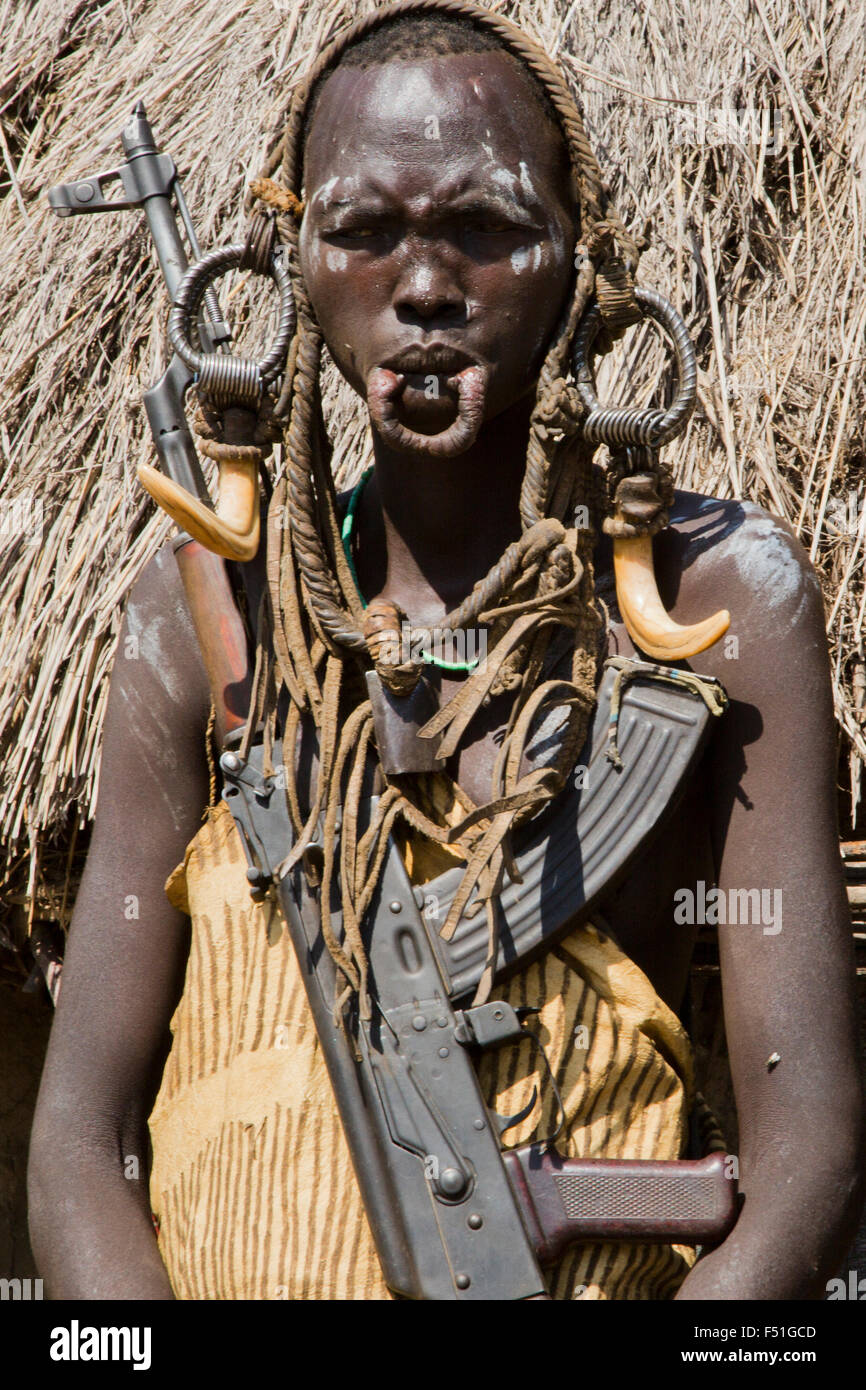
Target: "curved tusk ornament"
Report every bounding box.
[613,534,730,660]
[573,287,730,661]
[137,457,261,563]
[140,241,294,563]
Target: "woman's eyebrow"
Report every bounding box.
[317,201,391,229]
[444,191,541,225]
[320,191,541,227]
[316,195,388,213]
[311,174,544,229]
[310,171,396,211]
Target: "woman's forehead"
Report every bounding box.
[303,51,567,201]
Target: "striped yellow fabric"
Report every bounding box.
[149,800,697,1300]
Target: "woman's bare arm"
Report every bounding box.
[28,543,211,1299]
[673,506,865,1298]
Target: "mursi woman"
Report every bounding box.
[29,2,863,1300]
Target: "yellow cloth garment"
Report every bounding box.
[148,799,698,1300]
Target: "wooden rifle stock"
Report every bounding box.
[172,535,252,746]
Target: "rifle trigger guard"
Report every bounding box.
[493,1086,539,1139]
[454,1001,566,1148]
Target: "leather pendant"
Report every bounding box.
[366,668,446,775]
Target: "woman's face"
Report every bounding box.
[299,50,577,441]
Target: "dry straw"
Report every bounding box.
[0,0,864,940]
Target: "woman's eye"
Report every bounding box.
[461,217,532,239]
[326,225,382,241]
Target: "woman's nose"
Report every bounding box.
[393,244,464,322]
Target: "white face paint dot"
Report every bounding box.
[511,247,530,274]
[326,248,348,272]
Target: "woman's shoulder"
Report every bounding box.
[114,540,213,748]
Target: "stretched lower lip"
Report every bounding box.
[382,353,474,375]
[386,366,471,393]
[366,363,488,456]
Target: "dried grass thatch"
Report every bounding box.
[1,0,864,941]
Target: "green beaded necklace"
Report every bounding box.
[340,467,480,673]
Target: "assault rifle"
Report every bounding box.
[49,105,739,1300]
[221,662,738,1299]
[48,103,253,745]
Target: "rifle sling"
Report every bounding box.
[218,657,726,1298]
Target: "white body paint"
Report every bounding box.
[123,609,184,703]
[712,515,809,610]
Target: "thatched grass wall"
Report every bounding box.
[1,0,864,946]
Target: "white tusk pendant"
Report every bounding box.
[137,457,260,563]
[613,534,730,661]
